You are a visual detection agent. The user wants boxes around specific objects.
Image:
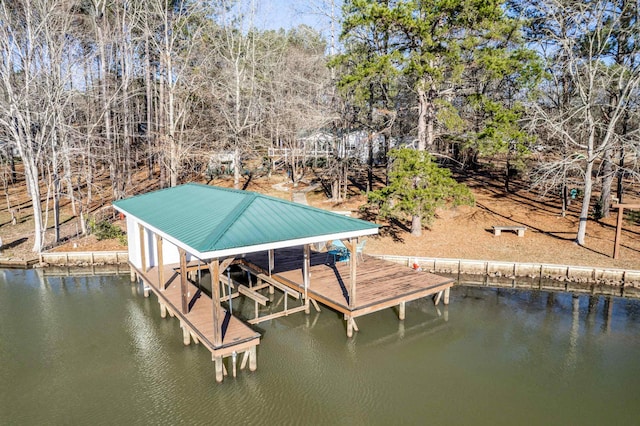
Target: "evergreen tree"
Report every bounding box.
[367,148,474,235]
[339,0,537,153]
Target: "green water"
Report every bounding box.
[1,269,640,425]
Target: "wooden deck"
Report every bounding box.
[133,263,260,360]
[241,246,453,320]
[130,245,452,381]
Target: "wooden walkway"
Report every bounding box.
[241,246,453,334]
[132,263,260,380]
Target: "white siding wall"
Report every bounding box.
[126,215,188,268]
[158,235,181,265]
[126,215,141,268]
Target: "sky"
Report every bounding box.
[251,0,342,35]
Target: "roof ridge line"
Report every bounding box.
[253,191,377,225]
[200,191,258,248]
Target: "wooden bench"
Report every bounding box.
[492,225,526,237]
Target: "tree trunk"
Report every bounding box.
[616,147,624,204]
[576,160,593,245]
[417,79,437,153]
[24,156,44,252]
[599,148,613,218]
[417,86,428,151]
[411,214,422,236]
[145,24,154,180]
[234,146,241,190]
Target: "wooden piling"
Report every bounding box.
[249,346,257,371]
[182,323,190,345]
[214,356,224,383]
[399,301,406,320]
[232,352,237,378]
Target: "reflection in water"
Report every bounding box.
[1,271,640,425]
[564,295,580,375]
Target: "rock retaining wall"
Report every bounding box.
[373,255,640,288]
[40,251,128,267]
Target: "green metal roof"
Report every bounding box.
[113,183,378,256]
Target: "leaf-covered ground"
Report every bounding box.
[1,166,638,270]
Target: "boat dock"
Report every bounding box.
[114,184,453,383]
[240,247,453,336]
[131,244,453,382]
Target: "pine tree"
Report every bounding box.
[367,148,474,235]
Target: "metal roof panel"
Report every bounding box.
[113,183,378,255]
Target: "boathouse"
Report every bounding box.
[113,183,453,382]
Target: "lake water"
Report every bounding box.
[1,269,640,425]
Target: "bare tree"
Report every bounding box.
[0,0,75,252]
[526,0,640,245]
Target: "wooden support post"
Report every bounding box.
[612,203,640,259]
[399,301,406,320]
[311,299,321,312]
[303,244,310,314]
[129,266,136,282]
[214,356,224,383]
[179,248,188,314]
[138,223,146,272]
[190,331,200,345]
[444,287,450,305]
[160,303,167,318]
[249,345,257,371]
[209,259,222,347]
[346,239,357,309]
[156,235,164,290]
[182,323,190,345]
[240,351,249,370]
[346,316,354,338]
[232,352,237,378]
[434,291,442,306]
[268,249,274,275]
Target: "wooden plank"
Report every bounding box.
[238,285,269,306]
[256,273,300,299]
[247,305,307,324]
[218,274,241,289]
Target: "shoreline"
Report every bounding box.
[2,250,638,289]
